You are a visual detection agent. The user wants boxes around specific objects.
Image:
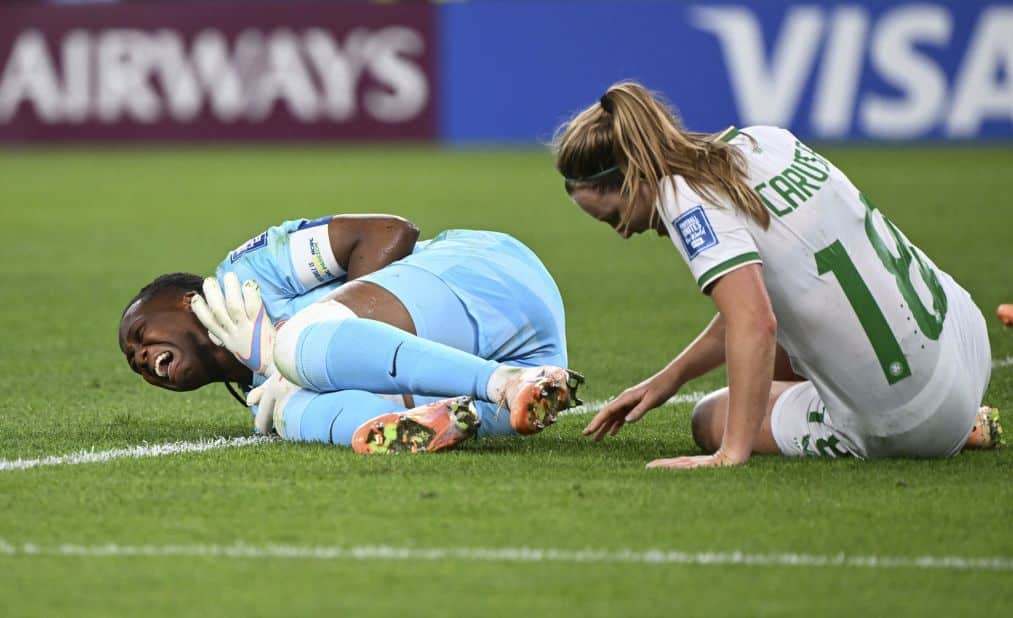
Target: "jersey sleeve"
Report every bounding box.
[214,217,348,322]
[657,177,762,293]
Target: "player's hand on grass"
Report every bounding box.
[645,450,746,470]
[191,272,277,376]
[248,372,299,437]
[582,374,680,441]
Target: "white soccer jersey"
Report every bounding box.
[657,126,968,443]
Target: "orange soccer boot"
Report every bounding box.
[351,396,480,455]
[499,367,585,435]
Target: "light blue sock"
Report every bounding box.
[280,389,404,445]
[294,318,500,400]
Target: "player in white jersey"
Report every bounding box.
[553,81,1000,468]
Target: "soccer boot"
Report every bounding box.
[352,396,480,455]
[964,406,1003,450]
[502,367,585,435]
[998,304,1013,327]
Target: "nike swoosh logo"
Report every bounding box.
[389,341,404,378]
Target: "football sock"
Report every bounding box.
[292,317,500,400]
[485,366,524,403]
[277,389,403,445]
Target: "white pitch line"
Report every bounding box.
[0,436,272,472]
[0,395,702,473]
[2,354,1009,474]
[0,540,1008,571]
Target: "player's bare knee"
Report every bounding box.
[691,389,728,453]
[690,403,712,452]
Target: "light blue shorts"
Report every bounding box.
[359,230,568,435]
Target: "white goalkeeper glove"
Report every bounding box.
[191,272,276,377]
[247,372,300,437]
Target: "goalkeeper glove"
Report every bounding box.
[191,272,276,377]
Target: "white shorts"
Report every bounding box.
[770,382,859,458]
[771,280,991,460]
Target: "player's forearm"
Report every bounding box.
[719,316,776,462]
[660,313,727,385]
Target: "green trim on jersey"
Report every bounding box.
[697,251,762,291]
[717,126,740,143]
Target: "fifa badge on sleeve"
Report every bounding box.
[674,206,718,260]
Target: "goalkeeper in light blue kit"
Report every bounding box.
[118,215,583,454]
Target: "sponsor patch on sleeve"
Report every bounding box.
[229,232,268,263]
[290,220,345,288]
[674,205,718,260]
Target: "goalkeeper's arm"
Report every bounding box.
[325,214,419,280]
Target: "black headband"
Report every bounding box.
[564,165,621,183]
[599,94,614,114]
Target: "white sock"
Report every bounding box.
[485,366,524,402]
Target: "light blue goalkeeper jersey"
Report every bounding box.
[214,217,350,325]
[215,218,568,428]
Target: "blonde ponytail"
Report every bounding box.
[554,81,770,229]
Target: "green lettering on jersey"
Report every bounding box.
[794,141,831,172]
[815,240,912,384]
[812,195,950,386]
[754,182,793,216]
[791,158,829,182]
[782,167,817,199]
[769,175,805,211]
[752,141,832,218]
[861,195,948,341]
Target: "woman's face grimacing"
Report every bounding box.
[569,185,667,238]
[118,291,227,391]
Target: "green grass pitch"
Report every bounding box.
[0,145,1010,617]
